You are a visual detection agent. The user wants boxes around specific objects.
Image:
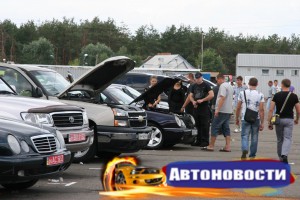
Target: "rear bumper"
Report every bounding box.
[97,126,152,153]
[59,127,94,153]
[163,127,197,145]
[0,150,71,183]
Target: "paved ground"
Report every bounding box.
[1,121,300,200]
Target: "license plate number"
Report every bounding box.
[138,133,149,140]
[192,129,198,136]
[69,133,86,142]
[47,155,64,166]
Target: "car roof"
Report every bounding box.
[13,64,55,72]
[127,72,168,78]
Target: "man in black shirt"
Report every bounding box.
[189,72,214,146]
[268,79,300,163]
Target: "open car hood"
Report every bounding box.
[58,56,135,98]
[130,77,179,104]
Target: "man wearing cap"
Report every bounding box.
[189,72,214,147]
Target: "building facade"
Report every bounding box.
[236,54,300,97]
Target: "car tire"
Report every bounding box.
[1,179,39,190]
[115,171,126,190]
[146,123,164,150]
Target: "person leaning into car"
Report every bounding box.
[144,76,161,108]
[189,72,214,147]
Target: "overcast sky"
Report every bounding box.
[1,0,300,37]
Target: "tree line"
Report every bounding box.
[1,17,300,74]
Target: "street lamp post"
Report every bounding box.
[201,31,204,71]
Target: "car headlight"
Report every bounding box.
[114,120,128,127]
[82,111,89,126]
[112,108,127,117]
[21,113,54,126]
[174,115,182,127]
[180,119,186,128]
[56,130,66,149]
[20,140,30,153]
[7,135,21,154]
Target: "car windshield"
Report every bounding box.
[30,70,70,96]
[0,78,15,94]
[125,86,141,99]
[106,88,134,105]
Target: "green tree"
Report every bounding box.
[0,20,18,62]
[196,48,225,73]
[80,43,114,66]
[21,37,54,64]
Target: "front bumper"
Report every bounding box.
[97,126,152,153]
[0,150,71,183]
[163,127,197,145]
[59,127,94,153]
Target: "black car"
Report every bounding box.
[0,117,71,190]
[114,72,168,94]
[102,80,197,149]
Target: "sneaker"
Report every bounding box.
[234,128,239,133]
[241,150,248,160]
[281,155,288,164]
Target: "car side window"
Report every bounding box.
[0,67,33,96]
[131,76,148,84]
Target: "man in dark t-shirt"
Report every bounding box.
[268,79,300,164]
[189,72,214,146]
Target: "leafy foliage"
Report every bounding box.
[1,18,300,74]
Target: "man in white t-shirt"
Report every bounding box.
[202,74,233,152]
[236,77,265,160]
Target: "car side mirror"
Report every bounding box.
[35,87,43,97]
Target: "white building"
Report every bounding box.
[236,54,300,96]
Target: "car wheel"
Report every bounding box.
[115,171,126,190]
[146,123,164,150]
[1,179,39,190]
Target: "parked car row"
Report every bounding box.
[0,56,199,190]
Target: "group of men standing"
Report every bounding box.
[182,72,300,163]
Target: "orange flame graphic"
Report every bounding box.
[101,157,297,199]
[102,156,138,191]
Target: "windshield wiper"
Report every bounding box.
[0,90,16,95]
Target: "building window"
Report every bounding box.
[291,70,299,76]
[276,70,284,76]
[262,69,269,76]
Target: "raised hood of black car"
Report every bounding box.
[130,77,179,104]
[58,56,135,98]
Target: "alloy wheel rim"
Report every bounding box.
[148,126,162,147]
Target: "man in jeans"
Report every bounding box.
[202,74,233,152]
[268,79,300,163]
[236,78,264,160]
[266,80,276,113]
[233,76,247,133]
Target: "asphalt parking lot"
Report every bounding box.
[1,121,300,200]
